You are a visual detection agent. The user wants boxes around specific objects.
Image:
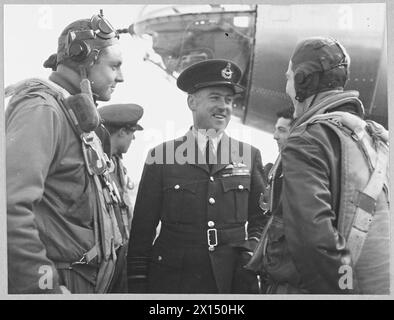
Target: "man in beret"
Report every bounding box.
[252,37,389,294]
[6,12,126,293]
[96,103,144,293]
[127,59,266,293]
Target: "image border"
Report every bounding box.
[0,0,393,300]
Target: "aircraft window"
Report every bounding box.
[233,16,250,28]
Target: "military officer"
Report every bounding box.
[96,103,144,292]
[127,59,266,293]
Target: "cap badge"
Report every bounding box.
[221,63,233,80]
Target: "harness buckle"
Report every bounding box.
[71,253,88,266]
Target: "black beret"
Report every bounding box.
[176,59,244,94]
[98,103,144,130]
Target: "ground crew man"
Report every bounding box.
[263,108,294,183]
[96,103,144,292]
[247,37,389,294]
[6,12,127,293]
[127,59,266,293]
[273,108,294,152]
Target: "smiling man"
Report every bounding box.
[127,59,266,293]
[6,12,126,294]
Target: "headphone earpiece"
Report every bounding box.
[67,39,91,62]
[65,29,96,63]
[294,69,319,102]
[294,71,306,85]
[294,70,310,102]
[295,68,314,88]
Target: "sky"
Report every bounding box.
[3,4,280,191]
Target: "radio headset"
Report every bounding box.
[65,10,119,63]
[63,10,119,133]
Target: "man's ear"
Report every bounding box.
[187,94,196,111]
[118,127,127,137]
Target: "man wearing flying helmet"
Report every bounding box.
[247,37,389,294]
[6,12,127,293]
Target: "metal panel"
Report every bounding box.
[245,3,387,131]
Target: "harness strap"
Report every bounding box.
[347,140,388,264]
[116,158,132,240]
[307,111,389,266]
[245,154,281,273]
[92,174,114,261]
[54,245,99,269]
[244,214,274,273]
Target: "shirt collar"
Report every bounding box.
[191,126,224,155]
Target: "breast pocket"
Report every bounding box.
[162,179,198,222]
[220,176,251,221]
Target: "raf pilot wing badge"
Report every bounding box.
[222,161,250,177]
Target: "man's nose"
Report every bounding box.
[273,131,279,140]
[116,69,124,83]
[218,98,232,110]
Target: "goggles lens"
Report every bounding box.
[90,13,119,40]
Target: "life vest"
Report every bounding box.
[6,78,124,293]
[305,111,389,294]
[247,91,389,294]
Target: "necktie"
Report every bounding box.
[205,138,216,171]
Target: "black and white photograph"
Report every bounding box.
[1,2,391,299]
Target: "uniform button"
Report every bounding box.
[174,184,180,190]
[158,255,162,261]
[238,184,244,190]
[208,221,215,228]
[210,176,214,182]
[209,197,216,205]
[208,247,215,252]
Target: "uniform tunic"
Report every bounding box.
[127,130,266,293]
